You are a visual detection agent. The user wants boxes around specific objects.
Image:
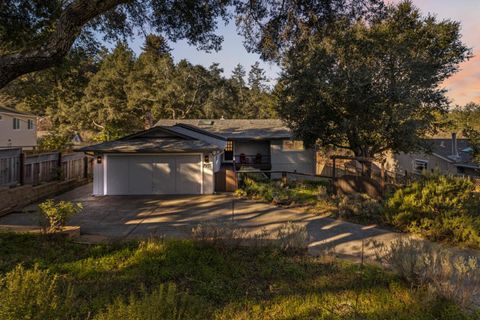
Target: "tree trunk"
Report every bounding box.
[0,0,128,89]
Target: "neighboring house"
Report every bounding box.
[0,106,37,150]
[384,133,479,177]
[80,119,316,196]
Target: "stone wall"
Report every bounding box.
[0,179,88,215]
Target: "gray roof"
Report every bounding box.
[155,119,292,140]
[0,106,34,116]
[78,138,221,153]
[429,138,479,168]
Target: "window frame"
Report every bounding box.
[27,119,34,130]
[223,140,234,162]
[412,159,428,174]
[12,118,20,130]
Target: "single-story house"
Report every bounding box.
[80,119,317,196]
[384,133,479,177]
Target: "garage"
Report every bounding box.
[105,154,202,195]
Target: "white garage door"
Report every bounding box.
[106,155,202,195]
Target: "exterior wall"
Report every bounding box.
[93,159,104,196]
[203,152,214,194]
[0,112,37,149]
[270,140,316,175]
[382,151,458,175]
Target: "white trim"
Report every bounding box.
[103,154,108,195]
[412,159,428,174]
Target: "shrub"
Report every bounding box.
[336,193,384,224]
[94,283,204,320]
[38,199,83,233]
[276,222,309,253]
[0,264,74,320]
[384,173,480,247]
[376,238,480,309]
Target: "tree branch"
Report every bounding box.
[0,0,129,89]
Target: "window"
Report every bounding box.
[27,119,34,130]
[412,159,428,174]
[224,140,233,162]
[283,140,304,151]
[0,114,3,120]
[13,118,20,130]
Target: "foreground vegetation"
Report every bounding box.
[236,173,480,249]
[0,233,475,319]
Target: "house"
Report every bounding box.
[80,119,316,195]
[0,106,37,150]
[384,133,479,177]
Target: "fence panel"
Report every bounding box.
[0,148,21,187]
[0,149,93,187]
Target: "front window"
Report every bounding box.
[224,140,233,162]
[28,119,34,130]
[283,140,304,151]
[13,118,20,130]
[412,159,428,174]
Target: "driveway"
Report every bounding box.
[0,183,405,260]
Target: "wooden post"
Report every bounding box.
[83,156,88,179]
[19,153,25,185]
[57,152,63,180]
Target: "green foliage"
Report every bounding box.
[0,264,74,320]
[94,283,203,320]
[385,173,480,247]
[37,132,73,152]
[276,1,471,158]
[0,234,474,319]
[238,177,331,206]
[337,193,385,225]
[38,199,83,233]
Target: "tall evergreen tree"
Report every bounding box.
[81,42,138,140]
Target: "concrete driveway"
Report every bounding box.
[0,183,405,260]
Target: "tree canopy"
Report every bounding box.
[0,0,384,89]
[276,1,471,163]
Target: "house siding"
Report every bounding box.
[0,112,37,149]
[270,140,316,175]
[382,151,458,175]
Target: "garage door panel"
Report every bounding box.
[128,160,153,194]
[106,156,129,195]
[153,159,175,194]
[106,154,202,195]
[176,155,201,194]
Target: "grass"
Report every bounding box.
[0,232,477,319]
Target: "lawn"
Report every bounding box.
[0,232,475,320]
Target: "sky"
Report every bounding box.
[127,0,479,106]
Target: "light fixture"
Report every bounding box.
[204,155,210,163]
[96,156,102,164]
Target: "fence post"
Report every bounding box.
[19,152,25,185]
[281,171,287,185]
[57,152,63,181]
[380,162,385,196]
[83,156,88,179]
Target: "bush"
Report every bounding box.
[276,222,309,253]
[38,199,83,233]
[384,173,480,247]
[94,283,204,320]
[0,264,74,320]
[336,193,384,224]
[376,238,480,309]
[237,177,332,206]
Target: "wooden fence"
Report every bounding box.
[0,148,93,188]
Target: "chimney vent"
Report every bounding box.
[450,132,460,160]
